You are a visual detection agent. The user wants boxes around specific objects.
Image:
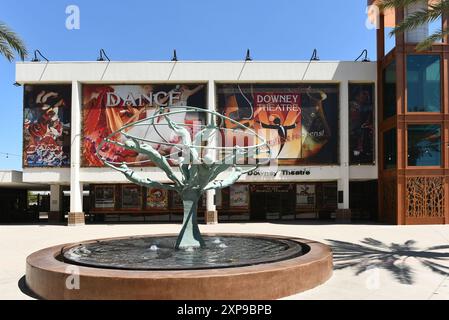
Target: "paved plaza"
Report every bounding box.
[1,222,448,300]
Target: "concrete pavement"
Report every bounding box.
[1,222,448,300]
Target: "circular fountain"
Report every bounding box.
[25,106,333,300]
[26,234,332,300]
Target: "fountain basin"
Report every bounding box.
[26,234,333,300]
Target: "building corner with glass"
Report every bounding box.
[374,0,449,225]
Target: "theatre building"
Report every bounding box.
[11,2,449,225]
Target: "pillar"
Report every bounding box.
[205,80,218,224]
[48,184,62,223]
[68,81,85,226]
[336,80,351,221]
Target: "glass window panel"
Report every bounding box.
[407,55,441,112]
[429,16,443,44]
[407,125,441,167]
[95,186,115,208]
[384,27,396,55]
[383,61,396,119]
[383,129,396,169]
[122,185,141,209]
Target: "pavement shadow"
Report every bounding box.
[18,275,41,300]
[326,238,449,285]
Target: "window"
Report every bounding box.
[94,186,115,208]
[383,61,396,119]
[121,185,141,209]
[407,125,441,167]
[407,55,441,112]
[383,129,396,169]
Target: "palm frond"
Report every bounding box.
[0,37,14,62]
[0,21,27,61]
[390,8,442,35]
[416,28,449,50]
[382,0,449,50]
[378,0,422,10]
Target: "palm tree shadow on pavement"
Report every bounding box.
[326,238,449,285]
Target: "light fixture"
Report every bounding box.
[13,82,21,87]
[97,49,110,62]
[31,50,49,62]
[310,49,320,61]
[172,49,178,62]
[245,49,252,61]
[355,49,370,62]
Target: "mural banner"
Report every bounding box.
[82,84,206,167]
[217,84,339,164]
[349,83,375,165]
[23,85,71,167]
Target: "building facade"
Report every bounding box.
[373,0,449,225]
[7,1,449,226]
[15,60,378,225]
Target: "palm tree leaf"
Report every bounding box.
[378,0,423,10]
[0,21,27,61]
[390,8,442,36]
[0,37,14,62]
[416,28,449,50]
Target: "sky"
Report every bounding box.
[0,0,378,170]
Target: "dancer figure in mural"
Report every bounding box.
[256,117,297,157]
[301,87,332,158]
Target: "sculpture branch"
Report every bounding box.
[205,167,244,191]
[105,162,178,191]
[164,113,200,164]
[121,135,184,187]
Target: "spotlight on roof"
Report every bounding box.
[97,49,110,62]
[31,50,49,62]
[355,49,370,62]
[245,49,252,61]
[172,49,178,62]
[310,49,320,61]
[13,82,21,87]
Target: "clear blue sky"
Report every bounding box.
[0,0,377,170]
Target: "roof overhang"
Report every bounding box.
[0,171,49,190]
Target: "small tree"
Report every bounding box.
[101,107,268,249]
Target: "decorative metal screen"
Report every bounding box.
[406,177,444,218]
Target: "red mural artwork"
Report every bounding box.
[82,84,206,167]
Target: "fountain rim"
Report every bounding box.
[25,234,333,300]
[61,234,309,271]
[27,234,330,276]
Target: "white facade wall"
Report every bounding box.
[16,60,377,211]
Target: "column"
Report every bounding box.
[68,81,85,226]
[205,80,218,224]
[336,80,351,221]
[49,184,62,223]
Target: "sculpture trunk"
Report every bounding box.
[175,191,205,249]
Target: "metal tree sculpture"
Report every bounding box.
[97,106,270,249]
